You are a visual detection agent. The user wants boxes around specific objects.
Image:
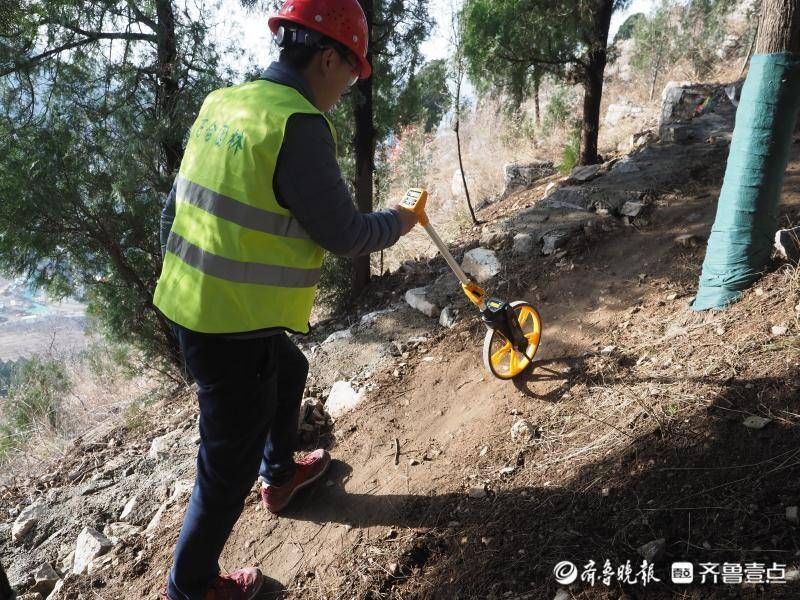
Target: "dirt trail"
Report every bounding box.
[127,143,800,598]
[5,126,800,599]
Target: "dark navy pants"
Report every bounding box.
[167,327,308,600]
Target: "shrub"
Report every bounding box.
[0,357,72,461]
[559,128,581,174]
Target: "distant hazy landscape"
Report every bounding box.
[0,276,86,362]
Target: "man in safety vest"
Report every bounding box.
[153,0,417,597]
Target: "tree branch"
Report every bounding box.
[1,30,157,78]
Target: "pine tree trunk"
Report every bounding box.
[579,0,614,166]
[156,0,181,178]
[754,0,800,53]
[533,77,541,127]
[154,0,184,367]
[352,0,375,295]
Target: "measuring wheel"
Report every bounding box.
[482,301,542,380]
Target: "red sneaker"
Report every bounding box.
[206,568,264,600]
[160,568,263,600]
[261,449,331,513]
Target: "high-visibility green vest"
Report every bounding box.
[153,80,335,334]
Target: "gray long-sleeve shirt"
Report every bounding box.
[159,61,401,258]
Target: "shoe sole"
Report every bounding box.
[265,454,331,514]
[247,573,265,600]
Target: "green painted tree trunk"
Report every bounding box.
[692,0,800,310]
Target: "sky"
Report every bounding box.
[217,0,659,75]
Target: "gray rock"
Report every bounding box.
[659,81,712,126]
[569,163,602,183]
[147,430,182,460]
[512,233,534,256]
[613,157,641,174]
[541,230,570,256]
[11,500,46,543]
[58,550,74,575]
[87,553,115,575]
[119,494,158,526]
[386,340,405,357]
[542,181,558,198]
[72,526,113,575]
[323,328,353,344]
[144,501,168,536]
[620,201,647,218]
[774,226,800,262]
[359,308,395,327]
[46,579,65,600]
[439,307,457,329]
[540,186,648,214]
[660,123,697,145]
[630,129,657,152]
[461,248,501,283]
[325,381,364,418]
[771,325,789,337]
[637,538,666,562]
[661,112,732,145]
[502,160,555,197]
[103,522,143,544]
[404,287,440,318]
[468,485,487,499]
[479,228,512,250]
[31,563,60,596]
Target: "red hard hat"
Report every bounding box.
[268,0,371,79]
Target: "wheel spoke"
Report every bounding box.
[526,331,540,345]
[491,342,511,365]
[509,349,518,372]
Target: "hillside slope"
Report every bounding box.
[3,93,800,600]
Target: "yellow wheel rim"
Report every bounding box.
[483,302,542,380]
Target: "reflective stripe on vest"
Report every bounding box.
[176,176,312,240]
[166,232,321,288]
[152,80,334,334]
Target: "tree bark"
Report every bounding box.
[754,0,800,53]
[579,0,614,166]
[533,76,541,127]
[155,0,181,180]
[352,0,375,295]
